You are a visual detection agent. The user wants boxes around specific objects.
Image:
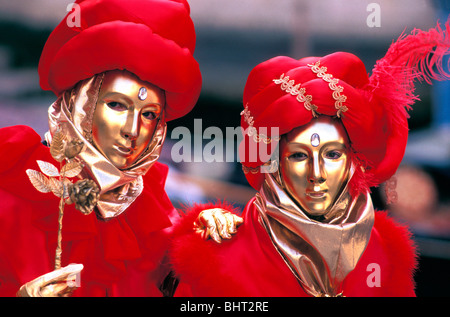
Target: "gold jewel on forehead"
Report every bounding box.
[240,104,281,144]
[273,73,318,117]
[311,133,320,147]
[138,87,147,101]
[307,61,348,118]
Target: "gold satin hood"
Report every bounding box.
[45,73,167,219]
[255,172,374,297]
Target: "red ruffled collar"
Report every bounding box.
[0,125,175,270]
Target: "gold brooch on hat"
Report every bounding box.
[307,61,348,118]
[240,104,281,144]
[273,73,318,117]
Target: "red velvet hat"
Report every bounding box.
[240,23,450,191]
[38,0,201,121]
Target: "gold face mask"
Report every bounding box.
[92,70,165,170]
[279,116,351,218]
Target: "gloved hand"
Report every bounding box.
[16,263,84,297]
[194,208,243,243]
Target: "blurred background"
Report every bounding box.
[0,0,449,296]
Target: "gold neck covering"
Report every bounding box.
[45,74,167,219]
[255,172,374,297]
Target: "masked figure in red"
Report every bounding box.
[0,0,240,297]
[170,24,450,297]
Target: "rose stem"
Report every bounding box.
[54,161,66,270]
[54,196,64,270]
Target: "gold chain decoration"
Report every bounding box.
[240,103,254,127]
[242,164,260,174]
[317,292,345,297]
[242,160,278,174]
[240,104,281,144]
[307,61,348,118]
[273,73,318,117]
[384,175,398,205]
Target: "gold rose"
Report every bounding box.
[26,128,99,270]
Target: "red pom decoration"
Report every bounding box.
[38,0,201,121]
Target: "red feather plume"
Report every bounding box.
[368,21,450,126]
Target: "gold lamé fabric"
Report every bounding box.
[255,173,374,297]
[45,74,166,219]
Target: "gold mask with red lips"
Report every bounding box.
[279,116,352,218]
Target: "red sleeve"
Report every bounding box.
[344,210,418,297]
[374,211,418,296]
[169,201,242,296]
[0,125,56,201]
[0,126,56,296]
[0,125,42,172]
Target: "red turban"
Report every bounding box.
[38,0,201,121]
[240,23,450,191]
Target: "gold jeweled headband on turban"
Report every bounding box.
[46,73,167,219]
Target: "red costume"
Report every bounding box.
[171,24,450,297]
[0,125,176,296]
[0,0,201,297]
[171,201,417,297]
